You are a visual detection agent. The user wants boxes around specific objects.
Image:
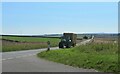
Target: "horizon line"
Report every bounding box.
[1,32,119,36]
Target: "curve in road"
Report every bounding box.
[2,39,98,72]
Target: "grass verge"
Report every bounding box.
[37,43,118,73]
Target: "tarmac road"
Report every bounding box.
[2,39,97,72]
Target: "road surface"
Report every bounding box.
[2,39,97,72]
[76,39,92,46]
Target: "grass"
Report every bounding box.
[38,40,119,73]
[2,42,47,52]
[2,36,60,52]
[2,36,60,43]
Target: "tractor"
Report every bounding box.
[59,33,77,48]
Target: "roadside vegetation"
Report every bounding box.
[2,36,60,52]
[38,38,118,73]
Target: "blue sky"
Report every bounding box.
[2,2,118,35]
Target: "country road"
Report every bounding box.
[2,39,97,72]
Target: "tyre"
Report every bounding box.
[66,45,70,48]
[66,43,71,48]
[59,42,64,48]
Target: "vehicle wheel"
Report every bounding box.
[59,42,64,48]
[66,44,71,48]
[66,46,70,48]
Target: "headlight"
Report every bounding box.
[69,40,71,42]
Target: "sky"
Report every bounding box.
[1,0,119,2]
[2,2,118,35]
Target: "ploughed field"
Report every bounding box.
[38,37,119,72]
[2,36,60,52]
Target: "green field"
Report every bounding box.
[2,36,60,43]
[38,41,118,72]
[2,36,60,52]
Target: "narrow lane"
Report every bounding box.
[2,39,97,72]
